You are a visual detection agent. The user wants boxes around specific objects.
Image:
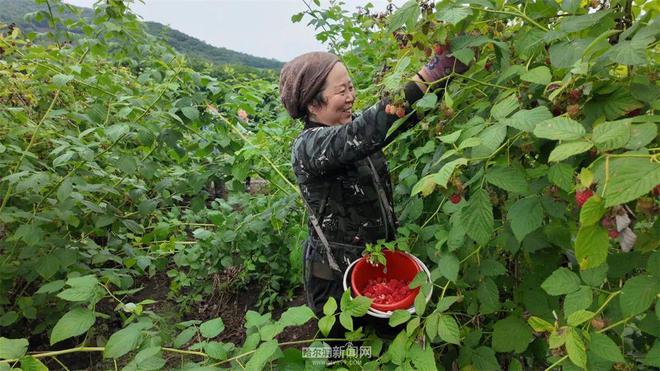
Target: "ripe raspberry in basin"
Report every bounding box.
[363,277,413,305]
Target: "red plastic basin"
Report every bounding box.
[351,250,421,312]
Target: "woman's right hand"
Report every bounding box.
[419,42,469,82]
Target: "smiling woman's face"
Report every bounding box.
[307,63,355,126]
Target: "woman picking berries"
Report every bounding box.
[279,47,470,315]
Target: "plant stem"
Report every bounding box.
[597,316,633,333]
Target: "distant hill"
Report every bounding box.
[0,0,283,70]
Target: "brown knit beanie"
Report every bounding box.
[279,51,340,119]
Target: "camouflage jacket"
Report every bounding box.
[291,82,424,246]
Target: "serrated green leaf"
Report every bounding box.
[504,106,553,132]
[437,254,459,282]
[388,0,420,31]
[548,163,574,192]
[491,94,519,120]
[415,93,438,110]
[173,327,196,348]
[104,323,144,359]
[579,196,605,226]
[438,130,462,144]
[50,308,95,345]
[318,315,335,337]
[590,332,624,363]
[534,117,585,141]
[0,337,28,359]
[411,158,468,196]
[626,123,657,149]
[339,311,353,331]
[492,316,533,353]
[593,121,631,151]
[566,329,587,369]
[567,310,595,326]
[323,297,337,316]
[436,6,472,25]
[521,66,551,85]
[437,315,460,345]
[181,106,199,121]
[600,157,660,207]
[486,167,529,193]
[575,224,609,270]
[200,317,224,338]
[245,340,279,370]
[549,140,593,162]
[52,74,74,87]
[564,286,593,317]
[410,343,437,370]
[477,278,500,314]
[461,189,493,245]
[20,355,48,371]
[509,196,544,242]
[528,316,555,332]
[389,310,411,327]
[619,275,658,317]
[279,306,315,327]
[542,267,581,296]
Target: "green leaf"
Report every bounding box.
[0,337,28,359]
[388,331,408,365]
[435,296,458,313]
[548,163,574,192]
[19,355,48,371]
[438,130,462,144]
[105,123,129,142]
[452,48,475,65]
[181,106,199,121]
[104,323,145,359]
[599,157,660,207]
[57,286,96,302]
[521,66,551,85]
[279,306,315,327]
[339,311,353,331]
[436,6,472,25]
[318,315,336,337]
[564,286,593,317]
[508,196,544,242]
[492,316,533,353]
[245,340,279,370]
[52,73,74,87]
[410,343,437,370]
[592,121,631,151]
[415,93,438,110]
[477,278,500,314]
[349,296,372,317]
[458,137,481,150]
[575,225,609,270]
[200,317,225,338]
[425,313,439,339]
[472,346,499,370]
[590,332,624,363]
[541,267,581,296]
[388,0,420,31]
[626,123,657,149]
[437,315,460,345]
[567,310,595,326]
[35,255,60,280]
[560,10,613,33]
[486,167,529,193]
[579,196,605,226]
[527,316,555,332]
[619,275,658,317]
[503,106,553,132]
[411,158,468,196]
[50,308,95,345]
[534,117,585,141]
[644,340,660,367]
[437,254,459,282]
[173,327,196,348]
[565,329,587,369]
[323,297,337,316]
[491,94,519,120]
[580,263,609,287]
[460,189,493,245]
[605,38,651,65]
[548,140,593,162]
[414,289,427,315]
[389,310,411,327]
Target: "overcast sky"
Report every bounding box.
[63,0,402,62]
